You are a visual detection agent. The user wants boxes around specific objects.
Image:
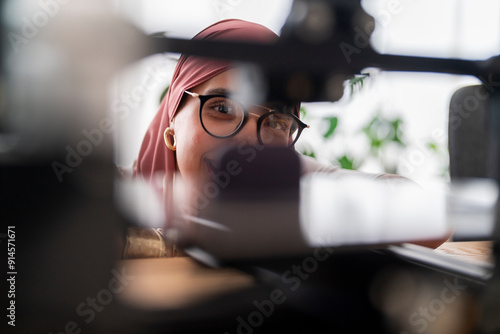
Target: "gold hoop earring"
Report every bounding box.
[164,127,176,151]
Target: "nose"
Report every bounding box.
[231,114,260,146]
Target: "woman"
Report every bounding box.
[129,19,448,256]
[135,19,391,192]
[135,19,309,214]
[136,20,288,181]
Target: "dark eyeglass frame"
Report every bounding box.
[184,90,309,147]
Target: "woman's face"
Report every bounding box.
[172,68,263,184]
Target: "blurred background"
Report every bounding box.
[111,0,500,188]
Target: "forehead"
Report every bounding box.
[196,68,241,95]
[192,68,298,115]
[194,68,264,106]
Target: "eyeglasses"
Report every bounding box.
[184,90,309,147]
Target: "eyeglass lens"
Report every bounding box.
[200,96,299,146]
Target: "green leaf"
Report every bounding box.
[323,117,338,139]
[348,74,370,97]
[390,118,406,147]
[427,141,438,152]
[372,139,383,149]
[362,114,407,152]
[300,107,307,119]
[336,154,356,170]
[159,85,169,104]
[303,151,316,158]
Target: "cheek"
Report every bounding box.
[175,113,216,177]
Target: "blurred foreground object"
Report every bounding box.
[175,146,450,264]
[148,0,500,104]
[0,1,145,333]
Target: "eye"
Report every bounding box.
[267,119,286,130]
[213,102,231,114]
[208,100,231,114]
[207,98,239,115]
[264,115,292,131]
[202,97,245,125]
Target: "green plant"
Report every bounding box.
[298,74,448,177]
[348,73,370,97]
[336,154,358,170]
[159,85,169,104]
[323,117,338,139]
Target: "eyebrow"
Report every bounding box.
[203,87,235,96]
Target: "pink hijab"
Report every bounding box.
[135,19,279,183]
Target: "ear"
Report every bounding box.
[170,118,176,132]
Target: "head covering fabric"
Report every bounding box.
[135,19,279,181]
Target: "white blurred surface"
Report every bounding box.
[363,0,500,59]
[448,179,499,239]
[301,174,449,246]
